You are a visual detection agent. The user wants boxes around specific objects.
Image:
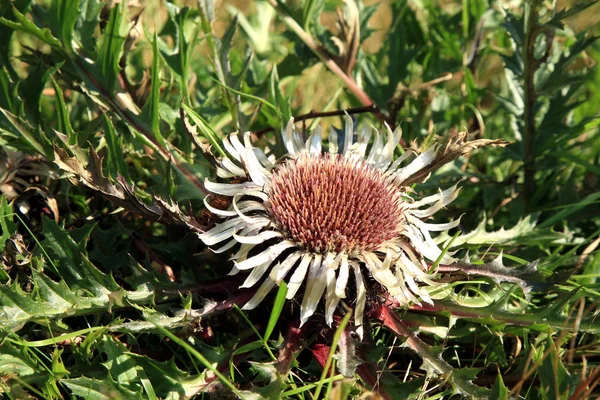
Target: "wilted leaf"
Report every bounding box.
[53,146,205,232]
[405,131,509,185]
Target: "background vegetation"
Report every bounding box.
[1,0,599,398]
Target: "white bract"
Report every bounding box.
[199,116,460,336]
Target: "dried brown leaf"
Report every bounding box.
[53,147,205,232]
[404,131,509,185]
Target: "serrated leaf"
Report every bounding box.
[62,376,144,400]
[53,146,205,231]
[536,35,599,95]
[0,0,31,72]
[18,59,61,126]
[450,254,543,297]
[0,7,62,50]
[128,353,215,399]
[159,4,197,77]
[440,215,537,247]
[0,218,155,332]
[490,374,509,400]
[0,345,36,377]
[44,0,80,52]
[0,108,52,158]
[268,66,291,126]
[536,337,579,399]
[99,336,140,388]
[0,67,16,113]
[180,104,225,157]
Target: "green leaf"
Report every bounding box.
[99,336,141,389]
[75,0,104,53]
[264,281,287,343]
[0,7,62,50]
[0,218,155,332]
[538,192,600,229]
[0,342,36,378]
[536,35,599,95]
[45,0,80,52]
[180,103,225,157]
[129,353,213,398]
[268,65,291,125]
[150,319,244,398]
[536,338,579,399]
[0,0,31,78]
[439,214,538,247]
[159,4,196,77]
[18,59,61,126]
[103,114,130,181]
[0,108,52,158]
[490,374,509,400]
[0,196,17,252]
[51,77,74,143]
[62,377,143,400]
[140,33,166,148]
[95,2,126,91]
[0,67,16,113]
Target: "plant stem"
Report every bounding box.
[411,300,600,333]
[522,0,542,210]
[372,304,488,397]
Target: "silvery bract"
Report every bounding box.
[199,116,460,336]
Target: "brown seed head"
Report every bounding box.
[265,153,406,254]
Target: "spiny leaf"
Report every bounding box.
[159,4,197,78]
[102,114,130,181]
[536,337,579,398]
[0,218,155,332]
[128,353,216,399]
[180,103,225,158]
[443,254,542,298]
[51,77,75,143]
[491,374,509,400]
[53,146,205,232]
[439,214,538,247]
[62,376,144,400]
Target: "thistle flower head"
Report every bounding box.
[199,117,461,334]
[266,153,405,254]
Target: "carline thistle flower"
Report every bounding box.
[199,117,460,335]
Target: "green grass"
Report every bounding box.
[0,0,599,398]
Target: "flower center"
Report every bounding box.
[265,153,405,254]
